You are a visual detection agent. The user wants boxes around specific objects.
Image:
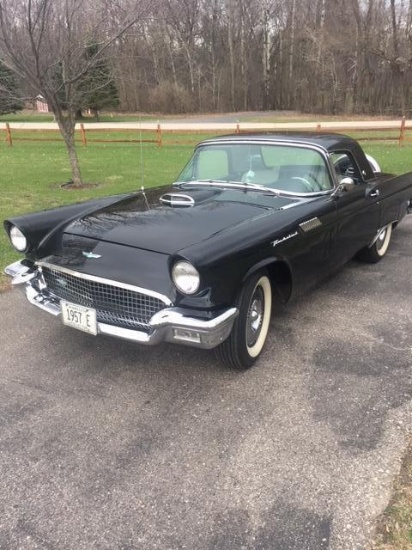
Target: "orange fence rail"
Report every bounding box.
[4,123,162,147]
[398,116,412,146]
[77,123,162,146]
[3,119,412,147]
[234,122,406,142]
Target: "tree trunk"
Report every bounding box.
[165,23,178,88]
[65,135,83,187]
[227,0,236,111]
[183,43,196,94]
[211,1,218,110]
[390,0,406,114]
[408,0,412,39]
[54,107,83,187]
[288,0,296,90]
[239,1,247,111]
[262,5,271,110]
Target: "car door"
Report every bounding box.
[370,171,412,229]
[280,194,341,295]
[329,151,381,265]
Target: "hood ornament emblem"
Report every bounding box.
[82,251,102,259]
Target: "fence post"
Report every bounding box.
[157,123,162,146]
[5,123,13,146]
[399,116,406,147]
[80,123,87,146]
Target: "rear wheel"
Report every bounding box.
[357,223,393,263]
[215,271,272,370]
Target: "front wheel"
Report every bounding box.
[215,271,272,370]
[357,223,393,263]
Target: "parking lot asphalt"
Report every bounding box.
[0,216,411,550]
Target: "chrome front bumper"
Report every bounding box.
[5,261,238,350]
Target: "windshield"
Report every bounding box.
[176,142,333,194]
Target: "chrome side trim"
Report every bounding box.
[280,201,303,210]
[299,217,322,232]
[37,261,173,306]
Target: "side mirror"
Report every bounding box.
[339,177,355,192]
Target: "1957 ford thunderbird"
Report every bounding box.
[4,133,412,369]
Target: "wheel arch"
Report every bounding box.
[242,258,293,304]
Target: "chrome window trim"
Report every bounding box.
[194,139,330,160]
[37,261,173,306]
[327,150,364,187]
[174,180,332,198]
[175,139,338,196]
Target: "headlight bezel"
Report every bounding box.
[172,260,200,295]
[9,225,28,253]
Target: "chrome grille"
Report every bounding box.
[41,266,167,330]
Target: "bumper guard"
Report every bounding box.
[5,260,238,350]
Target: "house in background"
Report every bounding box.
[36,95,49,113]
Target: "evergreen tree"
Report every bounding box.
[0,62,23,115]
[77,44,120,119]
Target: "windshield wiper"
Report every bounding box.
[173,179,281,196]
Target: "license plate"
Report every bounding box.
[61,301,97,335]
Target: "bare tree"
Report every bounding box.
[0,0,149,187]
[2,0,411,128]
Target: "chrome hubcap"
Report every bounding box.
[376,228,387,250]
[246,288,264,347]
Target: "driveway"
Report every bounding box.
[0,217,411,550]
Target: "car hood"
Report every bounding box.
[63,185,302,255]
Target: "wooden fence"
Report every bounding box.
[3,123,162,147]
[2,117,412,147]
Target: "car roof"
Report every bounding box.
[200,132,357,153]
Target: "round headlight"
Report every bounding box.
[172,261,200,295]
[9,225,28,252]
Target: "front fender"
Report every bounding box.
[243,258,293,304]
[4,194,132,259]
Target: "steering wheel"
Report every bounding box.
[291,176,319,192]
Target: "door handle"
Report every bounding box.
[369,189,380,198]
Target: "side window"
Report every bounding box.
[330,152,362,184]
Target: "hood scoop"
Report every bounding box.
[159,193,195,207]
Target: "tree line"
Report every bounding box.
[1,0,411,187]
[115,0,412,116]
[2,0,412,118]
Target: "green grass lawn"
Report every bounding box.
[0,138,198,284]
[0,111,56,122]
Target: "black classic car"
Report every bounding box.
[4,133,412,369]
